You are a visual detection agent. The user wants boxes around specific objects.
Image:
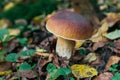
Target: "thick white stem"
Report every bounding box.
[56,37,75,59]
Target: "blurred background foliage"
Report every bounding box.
[0,0,59,23]
[0,0,120,25]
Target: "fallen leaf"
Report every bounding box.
[7,40,19,52]
[0,62,12,71]
[4,2,15,11]
[91,59,106,72]
[35,52,53,57]
[102,13,120,26]
[105,56,120,70]
[71,64,98,79]
[92,41,108,51]
[0,62,12,76]
[32,15,45,23]
[19,70,36,79]
[15,19,27,26]
[94,72,113,80]
[91,13,120,42]
[83,53,97,63]
[75,41,84,49]
[0,19,11,28]
[104,29,120,40]
[114,39,120,49]
[36,49,47,53]
[0,70,12,76]
[8,29,20,36]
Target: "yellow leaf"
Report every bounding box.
[0,19,10,28]
[33,15,44,23]
[71,64,98,79]
[36,49,47,53]
[0,70,12,76]
[4,2,15,11]
[75,41,84,49]
[8,29,20,36]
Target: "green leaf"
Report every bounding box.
[18,38,28,46]
[46,63,71,80]
[0,49,7,55]
[3,35,12,42]
[109,67,118,72]
[0,54,5,62]
[78,48,90,55]
[0,77,2,80]
[0,29,9,41]
[109,63,119,72]
[0,29,9,35]
[69,77,75,80]
[104,30,120,40]
[5,53,19,62]
[112,73,120,80]
[46,63,57,73]
[58,68,71,75]
[20,49,35,57]
[19,62,32,71]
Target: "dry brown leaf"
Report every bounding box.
[35,52,53,58]
[19,70,36,79]
[91,13,120,42]
[0,62,12,71]
[92,41,108,51]
[94,72,113,80]
[100,13,120,34]
[0,62,12,76]
[91,59,105,70]
[114,39,120,49]
[105,56,120,70]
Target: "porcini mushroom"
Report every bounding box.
[46,10,93,59]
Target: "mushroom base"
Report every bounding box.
[56,37,75,59]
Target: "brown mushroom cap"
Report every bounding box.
[46,10,93,40]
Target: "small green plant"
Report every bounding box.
[20,49,36,57]
[78,48,90,55]
[0,28,11,42]
[109,63,120,80]
[112,73,120,80]
[5,49,36,62]
[69,77,75,80]
[17,38,28,46]
[109,63,120,72]
[19,62,32,71]
[0,77,2,80]
[46,63,71,80]
[5,53,19,62]
[0,28,15,62]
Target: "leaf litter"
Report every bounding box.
[1,1,120,80]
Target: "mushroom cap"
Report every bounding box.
[46,10,93,40]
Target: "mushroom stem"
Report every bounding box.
[56,37,75,59]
